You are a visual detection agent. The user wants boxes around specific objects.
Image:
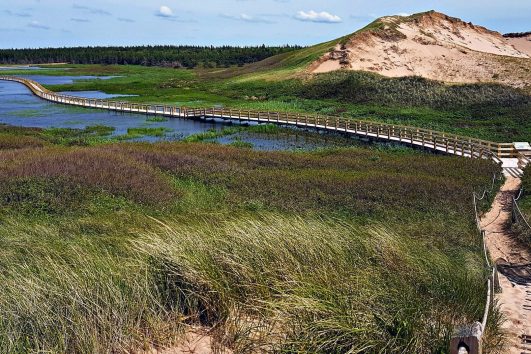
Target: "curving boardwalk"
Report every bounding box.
[1,74,531,353]
[1,75,529,175]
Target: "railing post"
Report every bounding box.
[450,322,483,354]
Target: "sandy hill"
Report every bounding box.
[504,32,531,57]
[311,11,531,89]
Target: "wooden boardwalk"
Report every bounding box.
[1,75,529,173]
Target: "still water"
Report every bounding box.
[0,76,347,150]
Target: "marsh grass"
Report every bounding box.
[0,137,503,352]
[126,127,172,137]
[0,213,492,353]
[16,63,528,141]
[146,116,169,122]
[228,139,253,149]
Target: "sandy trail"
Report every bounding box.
[482,176,531,353]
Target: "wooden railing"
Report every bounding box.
[0,75,522,162]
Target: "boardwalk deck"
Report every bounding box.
[1,75,529,174]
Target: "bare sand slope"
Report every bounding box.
[311,11,531,89]
[483,176,531,353]
[144,327,232,354]
[506,35,531,57]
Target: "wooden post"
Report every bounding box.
[450,322,483,354]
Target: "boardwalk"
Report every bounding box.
[1,74,531,353]
[1,75,529,175]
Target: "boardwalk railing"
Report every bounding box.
[512,187,531,234]
[450,174,501,354]
[0,75,522,163]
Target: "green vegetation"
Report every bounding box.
[0,29,521,350]
[0,123,116,147]
[0,122,503,352]
[3,61,527,142]
[126,127,172,137]
[146,116,169,122]
[228,138,254,149]
[182,127,238,142]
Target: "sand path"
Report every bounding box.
[483,176,531,353]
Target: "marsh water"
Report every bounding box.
[0,74,349,150]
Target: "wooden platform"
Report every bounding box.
[1,75,529,174]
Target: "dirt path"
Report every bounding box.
[482,176,531,353]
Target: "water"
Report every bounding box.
[59,91,138,99]
[0,66,45,71]
[0,78,350,150]
[17,75,121,85]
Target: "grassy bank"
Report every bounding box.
[0,123,502,352]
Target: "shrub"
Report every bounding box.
[0,147,177,207]
[0,135,47,150]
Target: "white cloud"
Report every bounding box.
[395,12,411,17]
[28,21,50,30]
[157,5,174,18]
[220,13,275,23]
[295,10,342,23]
[73,4,111,16]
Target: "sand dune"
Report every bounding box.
[311,11,531,89]
[506,35,531,57]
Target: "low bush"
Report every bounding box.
[0,135,47,149]
[0,147,177,208]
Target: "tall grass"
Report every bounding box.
[0,147,177,213]
[136,215,489,353]
[0,217,184,353]
[0,139,503,352]
[0,214,489,353]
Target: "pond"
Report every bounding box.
[0,66,46,71]
[0,78,352,150]
[17,75,121,85]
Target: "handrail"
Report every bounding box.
[452,173,501,354]
[0,75,523,161]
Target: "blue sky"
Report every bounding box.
[0,0,529,48]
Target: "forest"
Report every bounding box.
[0,45,301,68]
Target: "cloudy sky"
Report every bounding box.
[0,0,529,48]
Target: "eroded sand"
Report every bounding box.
[311,12,531,89]
[506,35,531,57]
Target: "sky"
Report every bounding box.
[0,0,530,48]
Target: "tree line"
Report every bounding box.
[503,32,531,38]
[0,45,302,68]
